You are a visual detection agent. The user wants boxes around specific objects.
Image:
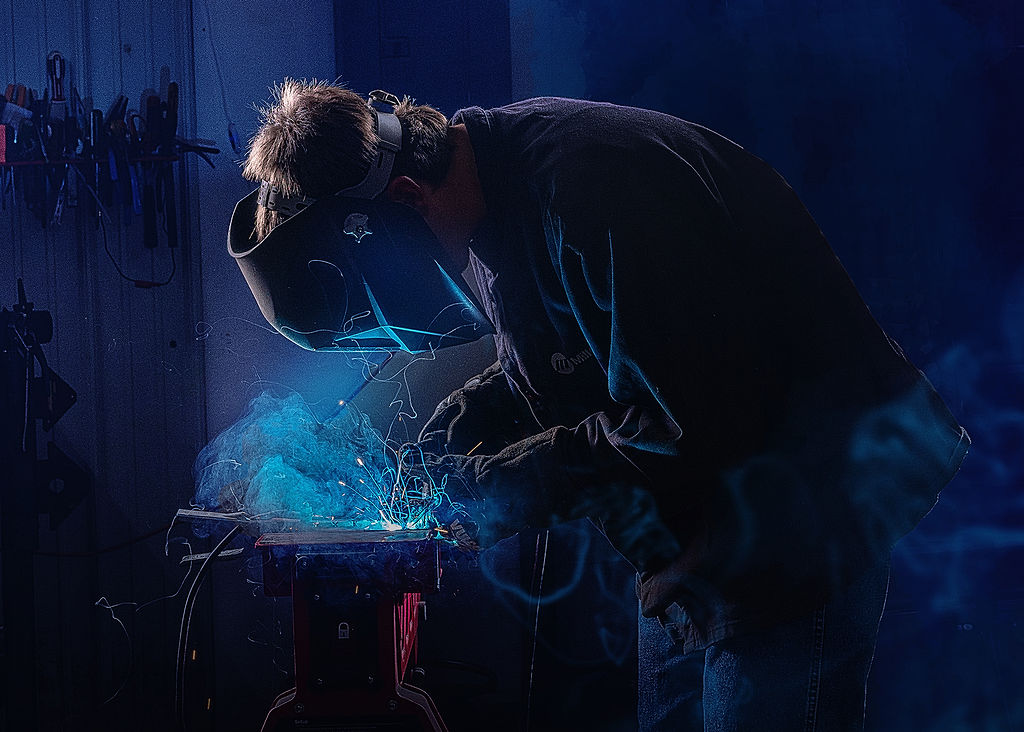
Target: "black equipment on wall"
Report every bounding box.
[2,58,217,249]
[1,279,89,730]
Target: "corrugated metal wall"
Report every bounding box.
[2,1,507,728]
[1,0,209,727]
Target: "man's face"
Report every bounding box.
[385,177,472,272]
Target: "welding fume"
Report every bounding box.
[219,80,970,731]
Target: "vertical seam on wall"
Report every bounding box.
[81,0,91,97]
[4,0,17,283]
[8,0,16,78]
[78,0,102,712]
[41,0,48,60]
[185,0,209,444]
[116,0,124,92]
[377,0,384,83]
[123,234,140,716]
[147,0,154,86]
[44,0,56,384]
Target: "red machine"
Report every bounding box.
[257,529,449,731]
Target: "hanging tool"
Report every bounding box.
[125,112,142,217]
[24,96,50,227]
[104,95,133,224]
[0,89,32,130]
[142,95,160,248]
[46,52,66,157]
[45,52,69,225]
[175,137,218,169]
[65,85,87,208]
[89,108,108,218]
[3,85,34,146]
[160,81,179,247]
[0,121,8,210]
[4,86,40,215]
[69,86,86,155]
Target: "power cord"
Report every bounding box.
[175,524,243,731]
[71,165,176,288]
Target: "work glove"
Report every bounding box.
[402,414,684,574]
[417,361,535,457]
[395,444,484,552]
[396,426,569,554]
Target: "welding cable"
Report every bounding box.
[525,529,550,732]
[94,553,198,707]
[199,0,241,154]
[175,524,243,730]
[71,165,177,288]
[3,322,37,453]
[11,326,32,452]
[101,215,177,288]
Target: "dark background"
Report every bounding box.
[1,1,1020,730]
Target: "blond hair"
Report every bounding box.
[243,78,451,241]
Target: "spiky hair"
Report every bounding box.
[243,79,377,240]
[242,78,452,242]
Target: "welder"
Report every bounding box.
[229,80,970,731]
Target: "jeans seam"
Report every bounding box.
[804,606,826,732]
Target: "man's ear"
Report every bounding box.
[385,176,427,213]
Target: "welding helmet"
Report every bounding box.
[227,90,493,353]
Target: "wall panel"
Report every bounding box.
[2,0,207,726]
[4,0,512,727]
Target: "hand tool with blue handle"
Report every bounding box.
[142,95,160,248]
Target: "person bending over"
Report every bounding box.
[236,79,969,731]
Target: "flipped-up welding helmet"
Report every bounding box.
[227,90,493,353]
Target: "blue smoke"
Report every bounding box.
[192,391,453,531]
[476,522,639,669]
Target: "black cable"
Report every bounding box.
[175,524,243,730]
[199,0,240,154]
[71,165,176,288]
[525,530,550,732]
[100,209,177,288]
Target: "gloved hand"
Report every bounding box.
[417,361,534,457]
[395,427,570,555]
[395,444,484,552]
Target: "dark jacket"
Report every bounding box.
[423,97,969,653]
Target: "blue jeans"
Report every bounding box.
[638,561,890,731]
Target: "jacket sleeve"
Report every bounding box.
[448,406,683,572]
[417,360,536,456]
[413,362,683,570]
